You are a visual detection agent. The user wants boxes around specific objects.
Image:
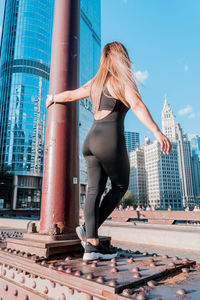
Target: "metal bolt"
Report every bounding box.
[176,288,187,296]
[150,262,156,267]
[108,280,117,287]
[86,273,94,280]
[57,265,65,271]
[51,281,56,288]
[96,276,104,283]
[4,284,8,291]
[68,288,74,295]
[66,267,72,274]
[136,292,148,300]
[147,280,157,287]
[132,266,140,272]
[41,260,47,266]
[172,256,179,261]
[74,270,83,276]
[133,272,141,278]
[58,294,66,300]
[65,256,72,261]
[43,286,48,294]
[110,267,119,273]
[128,257,135,263]
[24,295,29,300]
[91,262,97,268]
[49,263,56,269]
[3,269,6,275]
[32,281,36,288]
[122,289,131,296]
[182,267,189,273]
[11,271,15,279]
[168,262,175,268]
[20,276,25,283]
[14,289,18,296]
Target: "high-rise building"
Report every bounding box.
[129,147,146,206]
[161,97,194,207]
[143,137,182,209]
[175,124,194,207]
[124,131,140,153]
[0,0,101,211]
[161,96,176,141]
[78,0,101,206]
[191,154,200,205]
[189,135,200,159]
[0,0,55,209]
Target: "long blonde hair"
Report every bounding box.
[90,41,141,114]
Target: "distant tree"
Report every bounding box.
[119,189,134,208]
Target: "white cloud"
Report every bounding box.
[184,64,189,72]
[188,113,200,119]
[178,105,192,116]
[134,70,149,84]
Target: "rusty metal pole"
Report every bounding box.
[39,0,79,234]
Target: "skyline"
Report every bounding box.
[102,0,200,144]
[0,0,200,145]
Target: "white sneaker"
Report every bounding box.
[83,241,118,261]
[76,224,86,247]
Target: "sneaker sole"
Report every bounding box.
[76,226,86,242]
[83,251,118,261]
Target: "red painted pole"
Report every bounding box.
[40,0,79,234]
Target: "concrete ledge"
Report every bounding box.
[99,221,200,251]
[0,218,40,230]
[1,218,200,252]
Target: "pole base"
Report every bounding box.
[5,233,111,259]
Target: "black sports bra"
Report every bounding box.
[99,87,129,111]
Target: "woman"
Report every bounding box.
[46,41,171,261]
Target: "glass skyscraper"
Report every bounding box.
[124,131,140,153]
[0,0,55,210]
[79,0,101,206]
[0,0,101,211]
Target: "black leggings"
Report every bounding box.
[82,118,130,238]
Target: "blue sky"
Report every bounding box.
[0,0,200,144]
[102,0,200,143]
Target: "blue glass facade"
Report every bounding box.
[0,0,101,210]
[124,131,140,153]
[190,136,200,158]
[79,0,101,205]
[0,0,55,209]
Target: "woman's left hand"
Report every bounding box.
[46,94,54,109]
[153,130,172,155]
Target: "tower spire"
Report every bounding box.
[164,93,168,106]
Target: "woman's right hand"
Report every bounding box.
[153,130,171,155]
[46,94,54,109]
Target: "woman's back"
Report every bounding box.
[93,86,130,123]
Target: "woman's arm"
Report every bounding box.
[46,80,91,108]
[125,85,171,155]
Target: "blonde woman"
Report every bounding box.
[46,41,171,260]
